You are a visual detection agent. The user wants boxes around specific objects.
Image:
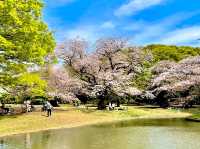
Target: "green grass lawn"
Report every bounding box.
[190,114,200,119]
[0,105,191,137]
[184,108,200,121]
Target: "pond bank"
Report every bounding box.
[0,105,191,138]
[186,114,200,122]
[182,108,200,122]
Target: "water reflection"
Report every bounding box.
[0,119,200,149]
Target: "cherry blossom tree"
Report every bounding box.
[48,67,82,103]
[150,56,200,107]
[56,37,87,66]
[96,38,127,70]
[56,37,151,109]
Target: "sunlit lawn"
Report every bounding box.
[183,107,200,121]
[0,104,191,137]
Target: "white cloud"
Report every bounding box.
[66,28,97,42]
[127,12,200,46]
[55,25,102,43]
[159,26,200,45]
[51,10,200,47]
[55,21,118,43]
[101,21,116,29]
[123,20,148,31]
[115,0,165,17]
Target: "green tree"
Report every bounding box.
[133,45,200,90]
[0,0,55,88]
[145,44,200,62]
[17,73,47,100]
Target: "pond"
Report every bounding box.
[0,118,200,149]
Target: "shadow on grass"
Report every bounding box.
[80,109,97,113]
[0,113,22,120]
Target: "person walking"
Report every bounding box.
[46,101,53,117]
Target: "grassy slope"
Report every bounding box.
[0,105,191,137]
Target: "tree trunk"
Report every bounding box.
[108,57,114,70]
[97,98,107,110]
[116,99,120,107]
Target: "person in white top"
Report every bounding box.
[46,101,53,117]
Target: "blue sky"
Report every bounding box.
[43,0,200,46]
